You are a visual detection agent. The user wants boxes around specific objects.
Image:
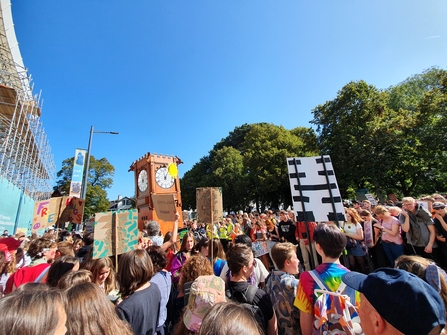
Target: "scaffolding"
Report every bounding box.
[0,0,55,201]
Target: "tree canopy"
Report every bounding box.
[55,156,115,219]
[311,67,447,200]
[181,123,318,211]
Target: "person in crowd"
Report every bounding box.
[72,237,83,256]
[2,229,9,237]
[170,231,196,285]
[252,215,271,270]
[395,254,447,318]
[116,249,161,335]
[91,256,115,295]
[172,255,214,329]
[75,232,94,261]
[374,205,404,266]
[353,200,363,214]
[295,221,318,271]
[266,214,280,262]
[388,206,402,218]
[195,236,210,258]
[399,197,439,260]
[163,231,178,271]
[342,268,446,335]
[4,237,57,293]
[242,214,252,236]
[278,210,296,244]
[343,208,367,273]
[0,288,67,335]
[0,249,13,296]
[197,301,262,335]
[265,242,300,335]
[145,212,180,252]
[57,269,93,289]
[147,246,173,335]
[15,246,31,269]
[208,238,227,276]
[137,230,150,250]
[66,282,134,335]
[362,200,372,212]
[46,255,79,287]
[433,201,447,270]
[173,275,226,335]
[219,234,269,288]
[226,243,278,335]
[218,219,231,251]
[56,241,75,258]
[190,220,206,242]
[359,210,388,269]
[294,223,358,335]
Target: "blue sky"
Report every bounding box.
[10,0,447,200]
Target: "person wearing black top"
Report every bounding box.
[278,210,296,244]
[226,243,277,335]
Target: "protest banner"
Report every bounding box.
[32,196,73,232]
[93,209,138,259]
[196,187,223,223]
[152,194,177,222]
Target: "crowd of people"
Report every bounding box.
[1,193,447,335]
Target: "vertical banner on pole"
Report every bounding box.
[196,187,223,223]
[287,155,346,223]
[69,149,87,198]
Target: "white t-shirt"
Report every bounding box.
[343,222,362,235]
[219,258,269,286]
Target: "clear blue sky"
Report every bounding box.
[10,0,447,200]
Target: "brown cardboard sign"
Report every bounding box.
[196,187,223,223]
[152,194,177,221]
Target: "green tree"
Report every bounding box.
[311,80,390,198]
[311,68,447,199]
[55,156,115,219]
[243,123,315,210]
[212,146,248,211]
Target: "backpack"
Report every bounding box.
[226,284,266,332]
[309,271,363,335]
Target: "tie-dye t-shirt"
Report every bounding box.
[294,262,358,314]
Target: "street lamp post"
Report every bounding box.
[80,125,118,200]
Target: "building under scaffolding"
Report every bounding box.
[0,0,55,233]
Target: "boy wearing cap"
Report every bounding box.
[294,223,357,335]
[342,268,446,335]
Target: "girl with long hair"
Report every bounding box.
[343,208,367,273]
[66,282,133,335]
[90,256,115,294]
[170,232,196,285]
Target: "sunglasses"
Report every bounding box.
[434,206,445,210]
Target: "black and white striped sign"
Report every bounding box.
[287,155,346,222]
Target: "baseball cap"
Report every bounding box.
[342,268,446,335]
[183,275,226,332]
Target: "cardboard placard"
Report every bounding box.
[196,187,223,223]
[57,197,85,225]
[32,196,73,232]
[93,212,113,259]
[93,209,139,259]
[115,209,139,255]
[152,194,177,222]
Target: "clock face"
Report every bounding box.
[155,166,175,189]
[138,169,148,192]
